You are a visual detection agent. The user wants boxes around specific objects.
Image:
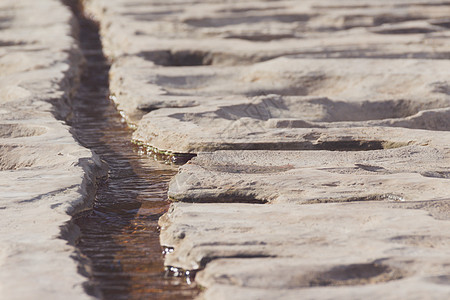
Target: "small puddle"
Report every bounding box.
[67,2,198,299]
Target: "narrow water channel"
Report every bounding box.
[67,2,198,299]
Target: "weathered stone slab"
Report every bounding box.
[159,202,450,299]
[0,1,104,299]
[199,281,450,300]
[84,0,450,127]
[169,142,450,205]
[164,132,450,299]
[83,0,450,299]
[130,57,450,153]
[86,0,450,61]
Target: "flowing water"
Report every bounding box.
[68,2,198,299]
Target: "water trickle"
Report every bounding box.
[67,1,198,299]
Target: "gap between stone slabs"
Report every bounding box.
[0,0,106,299]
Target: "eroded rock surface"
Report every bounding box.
[131,58,450,153]
[84,0,450,140]
[0,1,104,299]
[169,143,450,205]
[84,0,450,299]
[164,144,450,298]
[160,202,450,299]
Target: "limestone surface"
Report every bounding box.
[83,0,450,299]
[84,0,450,129]
[160,202,450,299]
[0,1,104,299]
[169,143,450,205]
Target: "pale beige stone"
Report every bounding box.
[131,57,450,153]
[83,0,450,299]
[85,0,450,129]
[160,202,450,299]
[169,143,450,204]
[0,1,104,299]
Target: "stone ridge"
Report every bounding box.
[169,145,450,205]
[160,202,450,299]
[84,0,450,140]
[83,0,450,299]
[0,0,105,299]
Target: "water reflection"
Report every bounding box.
[68,2,198,299]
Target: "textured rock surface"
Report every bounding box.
[0,0,104,299]
[160,202,450,299]
[84,0,450,134]
[84,0,450,299]
[131,58,450,153]
[165,143,450,298]
[169,142,450,205]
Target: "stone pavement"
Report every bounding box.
[1,0,448,299]
[84,0,450,299]
[161,202,450,300]
[0,0,104,299]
